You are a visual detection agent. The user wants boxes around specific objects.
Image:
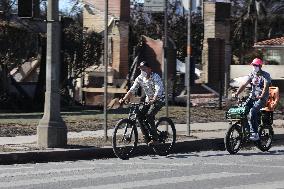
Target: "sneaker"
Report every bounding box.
[147,139,159,146]
[143,136,150,143]
[249,133,260,141]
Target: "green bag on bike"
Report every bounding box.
[226,106,249,119]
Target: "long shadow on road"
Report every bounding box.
[1,134,284,165]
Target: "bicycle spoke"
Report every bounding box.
[112,119,138,160]
[152,117,176,156]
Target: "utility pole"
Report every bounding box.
[104,0,109,141]
[164,0,168,121]
[186,0,191,136]
[37,0,67,148]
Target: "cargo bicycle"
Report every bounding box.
[224,87,279,154]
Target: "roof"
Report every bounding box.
[10,58,40,82]
[254,36,284,47]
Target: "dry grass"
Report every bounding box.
[0,105,281,137]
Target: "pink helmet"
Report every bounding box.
[251,58,263,66]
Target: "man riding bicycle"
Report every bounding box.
[233,58,271,141]
[119,61,165,144]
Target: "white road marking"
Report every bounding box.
[0,167,97,178]
[0,169,173,188]
[219,180,284,189]
[205,162,284,169]
[73,172,258,189]
[88,161,194,167]
[0,166,33,171]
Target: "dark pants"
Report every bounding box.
[138,101,165,140]
[245,97,266,133]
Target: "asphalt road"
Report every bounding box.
[1,146,284,189]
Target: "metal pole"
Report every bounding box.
[104,0,108,141]
[164,0,168,121]
[37,0,67,148]
[186,0,191,136]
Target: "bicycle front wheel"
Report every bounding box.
[224,123,242,154]
[152,117,176,156]
[112,119,138,160]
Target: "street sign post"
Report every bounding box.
[104,0,109,141]
[164,0,168,131]
[144,0,164,12]
[185,0,192,136]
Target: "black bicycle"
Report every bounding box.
[112,102,176,160]
[225,97,274,154]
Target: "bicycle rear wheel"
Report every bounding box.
[224,123,242,154]
[152,117,176,156]
[255,125,274,152]
[112,119,138,160]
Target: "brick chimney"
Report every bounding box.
[201,2,231,84]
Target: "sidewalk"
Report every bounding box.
[0,121,238,146]
[0,120,283,164]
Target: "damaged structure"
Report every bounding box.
[0,17,46,110]
[79,0,130,106]
[80,0,177,107]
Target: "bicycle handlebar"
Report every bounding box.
[129,102,150,107]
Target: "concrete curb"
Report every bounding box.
[0,133,284,164]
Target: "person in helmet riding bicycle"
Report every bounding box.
[233,58,271,141]
[119,61,165,144]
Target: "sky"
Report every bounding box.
[59,0,145,10]
[59,0,72,11]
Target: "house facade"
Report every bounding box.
[231,37,284,88]
[254,36,284,66]
[78,0,131,106]
[82,0,130,79]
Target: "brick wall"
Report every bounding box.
[83,9,104,33]
[85,0,130,20]
[108,22,129,78]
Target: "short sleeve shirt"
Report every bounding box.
[129,72,165,102]
[248,70,271,100]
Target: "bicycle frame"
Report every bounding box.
[113,102,176,159]
[227,106,274,143]
[126,102,152,140]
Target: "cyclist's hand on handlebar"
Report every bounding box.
[119,98,125,105]
[232,93,238,99]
